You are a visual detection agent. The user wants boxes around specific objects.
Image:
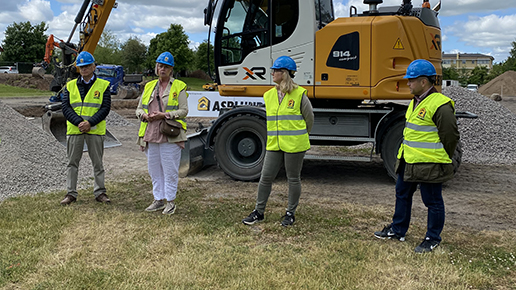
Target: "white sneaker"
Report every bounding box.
[145,200,165,212]
[162,201,176,215]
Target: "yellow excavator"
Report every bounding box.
[32,0,122,149]
[180,0,475,180]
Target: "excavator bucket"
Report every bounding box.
[42,109,121,150]
[113,85,139,99]
[179,128,216,177]
[32,67,46,78]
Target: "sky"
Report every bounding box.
[0,0,516,63]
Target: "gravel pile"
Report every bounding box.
[444,86,516,165]
[0,104,132,202]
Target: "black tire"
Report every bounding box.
[380,120,405,181]
[214,114,267,181]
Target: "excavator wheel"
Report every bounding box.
[213,114,266,181]
[380,120,404,181]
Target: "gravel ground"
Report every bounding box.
[0,103,134,202]
[1,86,515,202]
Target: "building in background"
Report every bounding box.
[442,53,494,71]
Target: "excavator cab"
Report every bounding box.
[208,0,441,100]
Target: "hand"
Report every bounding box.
[78,120,91,133]
[148,111,165,122]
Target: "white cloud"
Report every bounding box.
[447,14,516,60]
[19,0,54,23]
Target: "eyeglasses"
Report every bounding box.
[271,69,284,74]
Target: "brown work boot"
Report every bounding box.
[95,193,111,203]
[60,194,76,205]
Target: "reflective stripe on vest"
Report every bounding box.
[397,92,455,164]
[263,86,310,153]
[138,79,188,137]
[66,78,109,135]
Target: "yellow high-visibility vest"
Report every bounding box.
[138,79,188,137]
[264,86,310,153]
[397,92,455,164]
[66,78,109,135]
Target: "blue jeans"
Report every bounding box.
[391,162,445,241]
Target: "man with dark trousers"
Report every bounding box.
[60,51,112,205]
[374,59,459,253]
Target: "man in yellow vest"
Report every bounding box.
[374,59,459,253]
[60,51,112,205]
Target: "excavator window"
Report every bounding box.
[315,0,335,29]
[271,0,299,44]
[220,0,269,65]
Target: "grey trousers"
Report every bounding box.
[255,150,306,214]
[66,134,105,198]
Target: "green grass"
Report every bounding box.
[1,175,515,289]
[0,84,52,97]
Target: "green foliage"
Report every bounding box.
[93,30,122,65]
[120,36,147,73]
[146,24,194,74]
[0,21,47,62]
[195,40,215,76]
[467,66,489,85]
[442,67,459,80]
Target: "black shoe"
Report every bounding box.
[281,211,295,227]
[415,237,440,253]
[242,210,264,225]
[374,225,405,241]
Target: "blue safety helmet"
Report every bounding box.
[271,56,297,72]
[76,51,95,67]
[403,59,436,79]
[156,52,174,67]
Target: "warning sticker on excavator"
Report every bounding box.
[393,38,404,50]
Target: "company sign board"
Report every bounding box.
[186,91,264,117]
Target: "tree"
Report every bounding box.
[442,67,459,80]
[93,30,122,65]
[195,40,215,77]
[120,36,147,73]
[502,40,516,72]
[467,66,489,85]
[147,24,194,75]
[0,21,47,62]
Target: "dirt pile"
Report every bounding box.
[479,70,516,97]
[0,73,54,91]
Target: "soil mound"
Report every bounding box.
[479,70,516,97]
[0,73,54,91]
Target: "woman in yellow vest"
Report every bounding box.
[136,52,188,215]
[242,56,314,226]
[374,59,459,253]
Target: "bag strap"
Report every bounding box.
[156,83,164,113]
